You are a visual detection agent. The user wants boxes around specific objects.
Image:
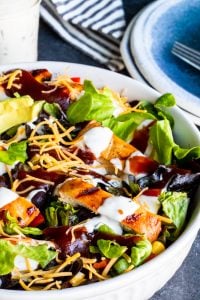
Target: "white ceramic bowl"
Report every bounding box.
[0,62,199,300]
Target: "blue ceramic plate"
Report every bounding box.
[120,12,148,84]
[130,0,200,117]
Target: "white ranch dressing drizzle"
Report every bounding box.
[0,162,7,176]
[138,195,161,214]
[136,119,153,131]
[80,127,113,158]
[0,187,18,208]
[84,215,122,235]
[98,195,139,222]
[144,142,153,157]
[0,159,18,176]
[26,120,36,130]
[110,158,123,170]
[112,100,124,117]
[91,161,107,175]
[85,176,108,187]
[13,255,38,272]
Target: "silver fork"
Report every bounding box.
[171,41,200,71]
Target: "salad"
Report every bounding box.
[0,68,199,291]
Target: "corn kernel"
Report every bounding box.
[152,241,165,255]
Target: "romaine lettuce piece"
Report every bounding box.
[139,93,176,126]
[103,111,155,142]
[113,257,129,274]
[149,119,174,164]
[43,102,60,117]
[149,119,200,164]
[45,202,78,227]
[3,212,42,236]
[154,93,176,107]
[131,240,152,266]
[0,240,56,275]
[0,240,17,275]
[67,80,114,123]
[159,191,189,237]
[0,140,27,165]
[97,239,127,259]
[97,224,116,235]
[16,244,56,268]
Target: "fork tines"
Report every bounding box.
[172,41,200,71]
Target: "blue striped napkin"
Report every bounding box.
[40,0,126,71]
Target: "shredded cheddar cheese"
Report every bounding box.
[48,74,83,100]
[133,187,149,202]
[27,118,89,174]
[17,186,35,195]
[156,215,173,224]
[69,272,86,287]
[55,253,81,273]
[102,247,127,277]
[13,253,83,291]
[83,263,107,280]
[12,175,54,192]
[19,278,33,291]
[0,69,22,89]
[124,265,134,273]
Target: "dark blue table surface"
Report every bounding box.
[38,1,200,299]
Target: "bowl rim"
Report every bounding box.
[0,61,199,297]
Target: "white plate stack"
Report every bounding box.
[120,0,200,126]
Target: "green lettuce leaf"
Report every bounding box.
[3,212,42,236]
[102,111,155,142]
[97,224,116,235]
[0,240,17,275]
[43,102,60,117]
[159,192,189,237]
[149,119,200,164]
[101,94,174,142]
[139,93,176,126]
[113,257,129,274]
[16,244,56,268]
[97,239,127,259]
[173,145,200,161]
[131,240,152,266]
[45,201,78,227]
[67,80,114,124]
[0,140,27,165]
[0,240,56,275]
[154,93,176,107]
[149,119,174,164]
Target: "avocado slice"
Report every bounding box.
[0,95,44,134]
